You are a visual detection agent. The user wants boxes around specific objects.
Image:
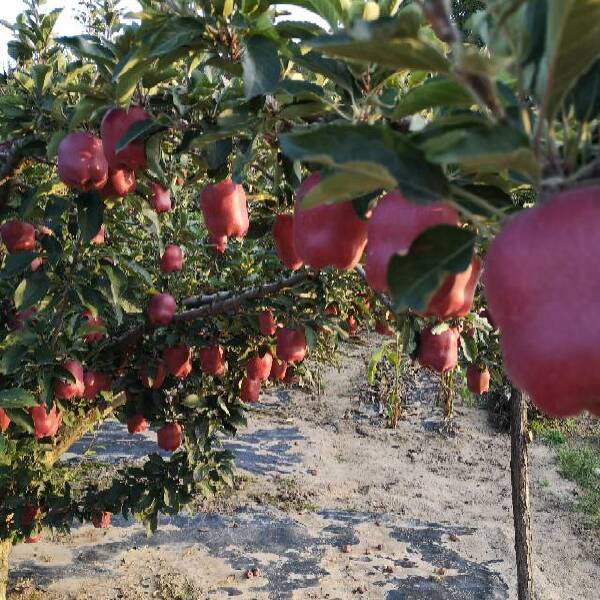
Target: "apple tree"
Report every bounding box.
[1,2,600,600]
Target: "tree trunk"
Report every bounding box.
[0,538,11,600]
[510,386,534,600]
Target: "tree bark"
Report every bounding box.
[510,386,534,600]
[0,538,11,600]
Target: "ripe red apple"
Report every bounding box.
[208,234,227,253]
[293,173,368,270]
[58,132,108,191]
[101,106,151,171]
[0,408,10,432]
[422,256,482,319]
[164,345,192,379]
[157,422,182,451]
[324,303,339,316]
[30,256,43,271]
[466,364,490,395]
[199,345,225,376]
[258,310,278,336]
[346,315,358,336]
[200,178,249,238]
[276,328,307,363]
[417,327,459,373]
[375,319,394,336]
[1,220,35,253]
[147,293,176,327]
[90,225,105,245]
[54,360,85,400]
[92,511,111,529]
[150,183,172,213]
[30,404,61,439]
[269,358,288,382]
[160,244,183,273]
[12,306,37,331]
[21,504,40,528]
[127,414,149,434]
[484,186,600,417]
[246,351,273,381]
[100,168,136,198]
[272,214,303,271]
[240,377,261,403]
[365,190,458,293]
[139,360,167,390]
[81,310,105,343]
[83,371,112,400]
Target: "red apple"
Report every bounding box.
[466,364,490,395]
[246,351,273,381]
[293,173,368,270]
[157,422,182,451]
[365,190,458,293]
[375,319,394,336]
[1,220,35,253]
[160,244,183,273]
[57,132,108,191]
[139,360,167,390]
[101,106,151,171]
[0,408,10,432]
[422,256,482,319]
[164,345,192,379]
[200,178,249,238]
[30,404,61,439]
[346,315,358,336]
[150,183,171,213]
[30,256,43,271]
[269,358,288,382]
[12,306,37,331]
[100,168,136,198]
[199,345,225,376]
[90,225,105,245]
[273,214,303,271]
[127,414,149,434]
[276,328,307,363]
[81,310,105,343]
[92,511,111,529]
[240,377,261,403]
[147,293,176,326]
[83,371,112,400]
[54,360,85,400]
[417,327,459,373]
[324,303,339,316]
[484,186,600,417]
[208,234,227,253]
[258,310,278,336]
[21,504,40,528]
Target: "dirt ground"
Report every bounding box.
[9,335,600,599]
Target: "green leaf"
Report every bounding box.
[115,119,158,154]
[388,225,475,313]
[31,64,52,94]
[0,388,37,409]
[5,410,34,434]
[146,133,166,183]
[69,97,106,130]
[419,123,540,181]
[1,345,28,375]
[393,77,473,119]
[1,251,38,279]
[148,17,207,57]
[76,192,104,243]
[56,35,115,63]
[242,36,281,99]
[14,273,50,311]
[280,123,449,204]
[280,1,343,29]
[309,15,450,73]
[567,58,600,121]
[536,0,600,118]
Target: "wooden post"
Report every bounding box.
[510,386,534,600]
[0,538,11,600]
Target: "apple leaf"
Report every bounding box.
[76,192,104,243]
[0,388,37,409]
[388,225,475,314]
[115,119,162,154]
[279,123,448,205]
[14,272,50,311]
[1,251,38,279]
[243,36,281,99]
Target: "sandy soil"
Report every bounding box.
[9,335,599,599]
